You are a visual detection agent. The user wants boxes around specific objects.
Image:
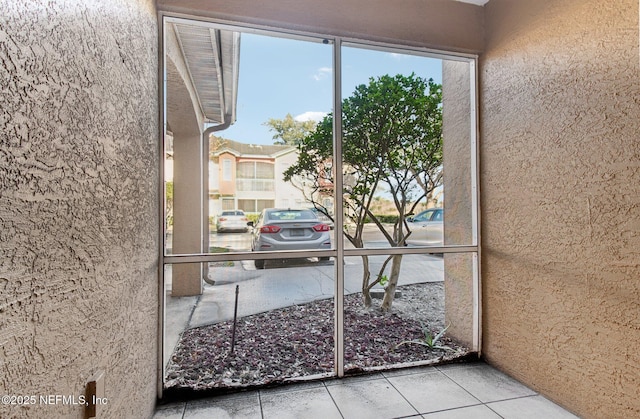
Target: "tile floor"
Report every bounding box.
[154,362,580,418]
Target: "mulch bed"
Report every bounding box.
[165,282,470,392]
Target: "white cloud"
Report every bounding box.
[312,67,332,81]
[389,52,408,60]
[295,111,328,122]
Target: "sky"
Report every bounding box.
[218,32,443,145]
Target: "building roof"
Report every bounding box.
[211,138,296,158]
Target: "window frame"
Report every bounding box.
[158,13,480,398]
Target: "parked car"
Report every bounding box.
[216,210,249,233]
[406,208,443,246]
[310,208,335,230]
[250,208,332,269]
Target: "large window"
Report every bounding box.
[222,158,232,181]
[237,161,274,179]
[236,162,275,191]
[161,16,479,395]
[237,199,274,213]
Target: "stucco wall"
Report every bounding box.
[480,1,640,418]
[0,1,159,418]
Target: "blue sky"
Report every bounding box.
[219,33,442,145]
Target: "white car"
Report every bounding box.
[406,208,443,246]
[216,210,249,233]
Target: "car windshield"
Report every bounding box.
[266,210,316,221]
[221,211,244,216]
[414,211,433,222]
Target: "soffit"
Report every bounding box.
[454,0,489,5]
[170,22,240,125]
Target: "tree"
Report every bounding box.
[264,113,318,146]
[208,135,228,158]
[284,73,442,311]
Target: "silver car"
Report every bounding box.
[406,208,443,246]
[250,208,332,269]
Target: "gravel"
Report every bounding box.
[165,282,470,392]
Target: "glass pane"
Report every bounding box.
[222,159,233,181]
[163,19,336,392]
[166,25,335,254]
[256,162,274,179]
[343,252,471,372]
[237,161,255,178]
[256,199,274,212]
[237,199,254,213]
[441,59,475,247]
[443,252,476,348]
[339,45,475,250]
[164,17,479,392]
[164,260,335,389]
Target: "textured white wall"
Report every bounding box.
[481,1,640,418]
[0,1,159,418]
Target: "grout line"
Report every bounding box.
[435,368,484,405]
[415,403,485,417]
[383,375,422,417]
[435,367,544,418]
[258,389,265,419]
[484,393,541,404]
[483,402,506,419]
[386,370,488,417]
[323,381,345,419]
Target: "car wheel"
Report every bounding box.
[255,259,265,269]
[319,257,330,261]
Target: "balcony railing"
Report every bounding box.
[236,178,274,192]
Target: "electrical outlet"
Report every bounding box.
[85,370,105,419]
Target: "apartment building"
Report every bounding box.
[209,138,307,215]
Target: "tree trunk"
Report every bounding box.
[361,255,372,307]
[381,254,403,311]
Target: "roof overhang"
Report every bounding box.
[169,20,240,126]
[453,0,490,5]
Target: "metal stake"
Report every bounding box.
[230,285,239,354]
